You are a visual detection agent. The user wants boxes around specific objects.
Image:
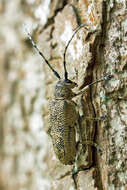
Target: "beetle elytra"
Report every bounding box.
[25,24,112,166]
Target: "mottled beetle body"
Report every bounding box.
[50,80,78,164]
[25,24,112,167]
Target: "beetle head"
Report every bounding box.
[54,79,77,99]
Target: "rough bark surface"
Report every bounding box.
[0,0,127,190]
[41,1,127,190]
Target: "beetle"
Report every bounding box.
[25,24,112,166]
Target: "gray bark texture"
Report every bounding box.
[0,0,127,190]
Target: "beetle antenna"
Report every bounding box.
[24,25,61,79]
[63,24,88,80]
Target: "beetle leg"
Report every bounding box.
[84,114,107,121]
[75,75,113,97]
[83,140,102,153]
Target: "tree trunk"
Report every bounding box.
[41,0,127,189]
[0,0,126,190]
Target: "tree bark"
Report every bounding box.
[41,0,127,189]
[0,0,126,190]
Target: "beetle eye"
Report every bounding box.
[64,79,73,84]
